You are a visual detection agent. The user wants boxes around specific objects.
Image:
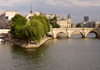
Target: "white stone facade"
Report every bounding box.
[26,13,34,21]
[2,11,17,20]
[34,11,42,15]
[67,19,71,28]
[0,11,17,29]
[57,20,68,28]
[57,14,71,28]
[26,11,43,21]
[46,14,55,19]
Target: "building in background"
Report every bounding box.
[34,11,42,15]
[84,16,89,22]
[81,20,100,28]
[67,14,71,28]
[57,17,67,28]
[57,14,71,28]
[26,11,44,21]
[46,14,55,19]
[26,6,45,21]
[79,16,100,28]
[26,5,34,21]
[25,6,71,28]
[95,21,100,28]
[71,23,76,28]
[0,11,17,29]
[46,14,60,20]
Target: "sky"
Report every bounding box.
[0,0,100,23]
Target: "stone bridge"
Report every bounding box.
[49,28,100,38]
[1,28,100,39]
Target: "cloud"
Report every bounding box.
[56,1,70,6]
[0,1,12,7]
[9,0,29,3]
[46,0,100,7]
[46,0,56,5]
[46,0,70,6]
[0,0,100,22]
[68,0,100,6]
[0,0,29,7]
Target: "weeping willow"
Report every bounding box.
[23,18,44,44]
[32,15,50,34]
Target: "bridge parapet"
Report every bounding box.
[50,28,100,39]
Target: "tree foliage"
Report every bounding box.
[23,18,44,44]
[49,16,60,28]
[32,15,50,34]
[76,23,82,27]
[10,14,27,39]
[11,14,50,44]
[43,16,50,32]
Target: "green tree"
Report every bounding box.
[76,23,82,27]
[10,14,27,39]
[23,18,44,44]
[32,15,50,34]
[11,14,50,44]
[49,16,60,28]
[53,24,60,28]
[43,16,50,32]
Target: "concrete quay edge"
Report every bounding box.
[10,37,52,49]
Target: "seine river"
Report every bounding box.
[0,33,100,70]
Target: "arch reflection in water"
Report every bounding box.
[71,31,83,39]
[87,31,98,38]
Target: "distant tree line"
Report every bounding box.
[76,23,82,27]
[49,16,60,28]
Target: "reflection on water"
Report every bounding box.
[0,33,100,70]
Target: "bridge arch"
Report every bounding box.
[56,31,68,38]
[70,31,84,38]
[86,30,99,38]
[52,31,68,39]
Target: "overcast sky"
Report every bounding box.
[0,0,100,23]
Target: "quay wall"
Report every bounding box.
[11,37,52,49]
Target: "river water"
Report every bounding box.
[0,33,100,70]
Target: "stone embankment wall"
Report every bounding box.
[11,37,52,49]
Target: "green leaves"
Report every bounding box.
[23,18,44,42]
[76,23,82,27]
[11,14,27,26]
[11,14,27,39]
[49,16,60,28]
[32,15,50,34]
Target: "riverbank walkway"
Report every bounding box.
[11,37,52,49]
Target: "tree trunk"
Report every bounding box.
[28,39,30,45]
[28,35,31,44]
